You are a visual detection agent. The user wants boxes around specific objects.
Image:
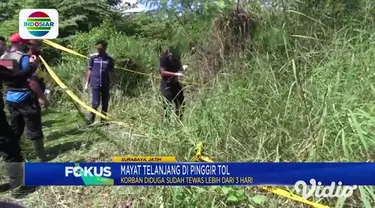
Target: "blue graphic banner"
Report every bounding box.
[24,162,375,186]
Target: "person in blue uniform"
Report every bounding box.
[86,40,114,124]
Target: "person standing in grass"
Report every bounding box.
[0,36,7,56]
[28,40,46,93]
[159,46,185,120]
[86,40,114,125]
[0,33,49,162]
[0,53,39,198]
[0,36,8,110]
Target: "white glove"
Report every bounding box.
[175,72,184,77]
[44,89,50,96]
[84,81,89,90]
[182,65,188,71]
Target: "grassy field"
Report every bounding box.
[1,32,375,207]
[1,1,375,207]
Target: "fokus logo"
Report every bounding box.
[19,9,59,39]
[65,166,112,177]
[64,163,114,185]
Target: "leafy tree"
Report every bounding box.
[0,0,21,22]
[0,0,119,39]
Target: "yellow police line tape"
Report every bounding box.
[42,40,201,86]
[191,142,330,208]
[39,55,130,128]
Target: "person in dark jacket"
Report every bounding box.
[0,36,8,110]
[159,46,185,120]
[0,36,6,56]
[0,55,38,198]
[0,33,49,162]
[86,40,114,125]
[28,40,46,93]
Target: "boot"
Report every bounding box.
[11,185,36,199]
[100,112,109,126]
[6,162,36,198]
[6,162,35,198]
[7,162,23,189]
[87,113,95,126]
[0,183,10,192]
[32,139,47,162]
[100,118,109,126]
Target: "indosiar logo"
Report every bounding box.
[65,163,114,185]
[19,9,59,39]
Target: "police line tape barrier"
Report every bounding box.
[42,40,201,86]
[39,55,131,128]
[191,142,330,208]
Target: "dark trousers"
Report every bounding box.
[160,81,185,119]
[0,109,23,162]
[0,108,24,189]
[7,98,44,142]
[89,86,110,122]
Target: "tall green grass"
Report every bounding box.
[4,2,375,207]
[38,24,375,207]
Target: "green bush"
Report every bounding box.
[65,21,161,95]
